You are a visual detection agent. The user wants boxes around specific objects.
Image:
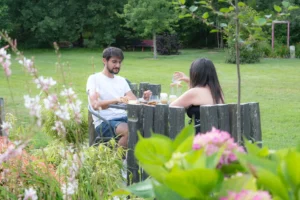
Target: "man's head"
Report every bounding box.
[102,47,124,75]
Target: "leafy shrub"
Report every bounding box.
[295,43,300,58]
[156,33,181,55]
[258,41,272,57]
[43,111,88,143]
[226,43,262,64]
[268,43,290,58]
[0,137,63,199]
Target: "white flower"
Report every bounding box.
[34,76,56,91]
[55,104,70,121]
[52,120,66,136]
[44,94,58,110]
[69,100,82,123]
[1,121,12,135]
[18,57,36,74]
[23,187,38,200]
[61,180,78,200]
[24,95,42,126]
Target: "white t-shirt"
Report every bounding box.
[86,72,131,128]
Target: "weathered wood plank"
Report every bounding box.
[143,105,154,138]
[228,104,238,141]
[153,104,169,136]
[127,104,143,184]
[249,102,262,147]
[168,106,185,139]
[200,105,218,133]
[0,98,5,136]
[217,104,230,133]
[241,103,251,142]
[139,82,149,98]
[88,111,96,146]
[148,84,161,96]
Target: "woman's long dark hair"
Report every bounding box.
[189,58,224,104]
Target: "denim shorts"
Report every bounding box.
[95,116,128,139]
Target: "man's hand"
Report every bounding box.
[119,96,129,104]
[143,90,152,101]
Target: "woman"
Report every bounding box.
[169,58,224,133]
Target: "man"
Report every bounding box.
[86,47,150,148]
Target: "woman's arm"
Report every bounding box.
[169,89,195,108]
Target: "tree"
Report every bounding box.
[3,0,127,48]
[121,0,178,59]
[176,0,298,144]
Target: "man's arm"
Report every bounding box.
[88,91,121,110]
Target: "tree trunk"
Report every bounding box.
[153,32,157,59]
[235,0,242,144]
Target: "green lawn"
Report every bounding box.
[0,48,299,149]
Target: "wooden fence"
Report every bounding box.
[126,102,262,184]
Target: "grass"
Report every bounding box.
[0,48,299,149]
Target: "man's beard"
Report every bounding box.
[107,67,120,74]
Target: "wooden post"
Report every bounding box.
[88,111,96,146]
[153,104,169,136]
[168,106,185,139]
[148,84,161,96]
[241,103,251,142]
[217,104,230,133]
[139,82,149,98]
[249,102,262,147]
[200,105,218,133]
[130,83,138,97]
[0,98,5,136]
[127,104,143,184]
[228,104,238,141]
[143,105,154,138]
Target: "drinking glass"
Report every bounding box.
[160,93,168,104]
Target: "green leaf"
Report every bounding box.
[179,0,186,5]
[255,17,267,26]
[210,29,219,33]
[114,178,155,198]
[282,1,290,8]
[152,180,186,200]
[220,162,246,175]
[288,6,300,11]
[173,135,194,153]
[183,149,206,169]
[256,168,289,200]
[164,168,222,199]
[199,1,208,5]
[141,163,169,183]
[218,0,227,2]
[135,134,173,165]
[220,23,227,27]
[265,14,272,19]
[218,174,257,197]
[172,124,194,151]
[238,2,245,7]
[281,151,300,188]
[189,5,198,13]
[202,12,209,19]
[274,5,282,12]
[220,8,230,13]
[179,13,192,19]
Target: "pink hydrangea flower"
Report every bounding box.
[193,127,245,167]
[220,190,272,200]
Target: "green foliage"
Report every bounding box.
[32,139,65,166]
[295,43,300,58]
[226,43,262,64]
[42,110,88,143]
[59,142,126,199]
[237,140,300,200]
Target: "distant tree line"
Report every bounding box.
[0,0,299,49]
